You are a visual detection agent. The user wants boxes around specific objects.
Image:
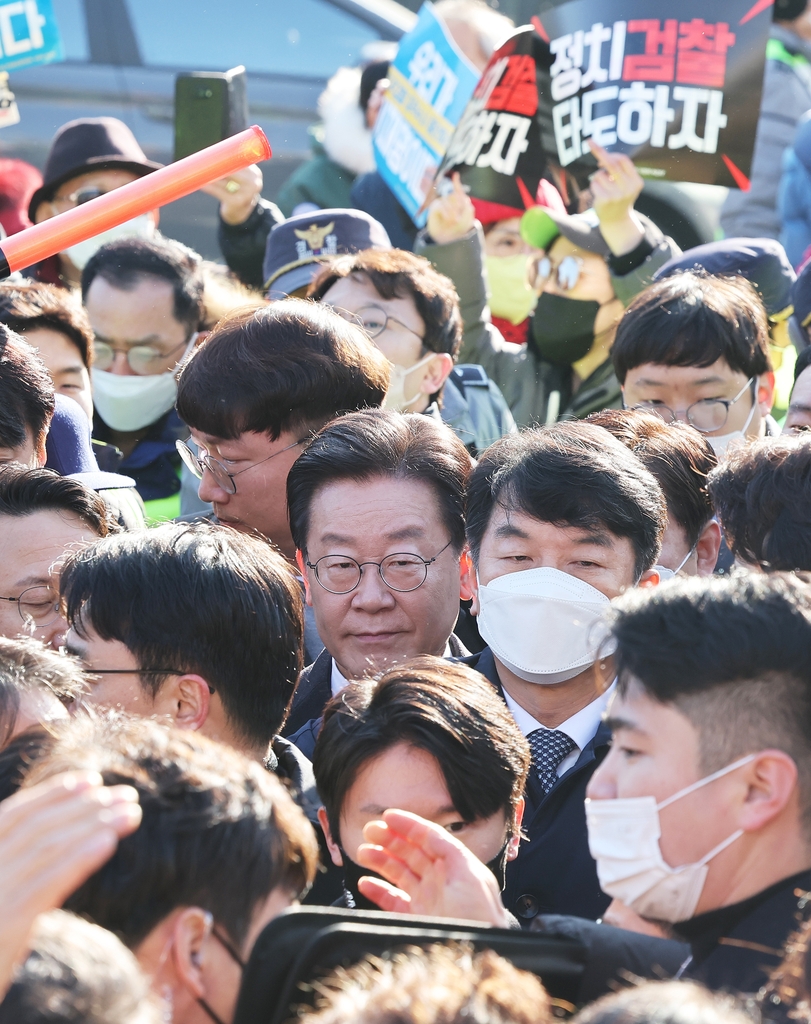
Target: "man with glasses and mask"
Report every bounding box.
[283,409,474,751]
[0,466,118,649]
[308,248,515,456]
[612,272,777,461]
[81,235,206,521]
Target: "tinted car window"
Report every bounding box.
[52,0,89,61]
[124,0,380,76]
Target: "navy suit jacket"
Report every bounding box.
[463,647,612,925]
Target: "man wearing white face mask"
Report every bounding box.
[309,248,515,456]
[587,572,811,994]
[26,118,162,290]
[463,422,666,925]
[81,236,205,522]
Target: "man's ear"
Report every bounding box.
[739,750,799,833]
[317,806,344,867]
[295,550,313,606]
[507,797,525,862]
[696,520,722,576]
[757,372,776,417]
[168,907,211,1001]
[154,674,212,732]
[459,547,475,602]
[638,568,660,588]
[420,353,454,395]
[468,560,481,615]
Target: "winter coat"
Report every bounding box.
[721,25,811,240]
[779,112,811,267]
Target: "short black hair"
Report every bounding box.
[466,422,666,579]
[176,301,390,441]
[0,637,84,746]
[609,573,811,823]
[708,436,811,570]
[586,409,717,548]
[0,280,94,368]
[0,465,118,536]
[27,715,319,949]
[611,272,772,384]
[81,235,205,333]
[60,523,303,746]
[0,326,55,452]
[313,656,530,846]
[309,248,463,359]
[287,409,471,555]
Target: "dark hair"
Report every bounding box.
[795,344,811,383]
[308,249,463,359]
[60,523,304,747]
[0,910,160,1024]
[574,980,752,1024]
[27,715,319,948]
[707,436,811,570]
[609,573,811,821]
[81,235,205,333]
[0,637,84,746]
[586,409,717,548]
[0,465,118,536]
[287,409,471,555]
[0,726,54,803]
[176,301,390,441]
[0,280,94,368]
[611,272,772,384]
[313,656,529,845]
[466,422,666,579]
[0,326,55,452]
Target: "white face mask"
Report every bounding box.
[586,752,756,922]
[707,383,758,460]
[91,336,196,432]
[65,213,156,270]
[653,544,696,582]
[476,567,615,685]
[382,353,436,412]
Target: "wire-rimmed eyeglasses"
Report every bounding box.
[176,437,307,495]
[326,303,424,342]
[0,586,60,627]
[629,378,755,434]
[306,539,454,594]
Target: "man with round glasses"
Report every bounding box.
[613,272,777,461]
[81,235,206,520]
[282,409,474,754]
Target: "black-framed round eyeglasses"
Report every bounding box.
[0,586,60,627]
[306,539,454,594]
[176,438,307,495]
[629,378,755,434]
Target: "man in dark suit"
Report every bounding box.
[462,422,667,925]
[283,409,474,755]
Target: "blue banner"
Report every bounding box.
[0,0,63,73]
[373,2,480,227]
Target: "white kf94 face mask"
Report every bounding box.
[585,752,757,922]
[476,567,615,685]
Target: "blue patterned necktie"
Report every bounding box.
[527,728,576,794]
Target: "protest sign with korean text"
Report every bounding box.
[373,2,480,226]
[537,0,772,188]
[0,0,62,73]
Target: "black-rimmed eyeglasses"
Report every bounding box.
[306,539,454,594]
[628,378,755,434]
[176,438,307,495]
[82,667,215,694]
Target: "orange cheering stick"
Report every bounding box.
[0,125,271,278]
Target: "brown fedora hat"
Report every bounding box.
[29,117,162,220]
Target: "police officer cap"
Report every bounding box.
[654,238,795,319]
[263,208,391,298]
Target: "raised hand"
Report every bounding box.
[201,163,264,225]
[588,140,646,256]
[356,808,512,927]
[427,172,476,246]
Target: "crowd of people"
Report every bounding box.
[3,1,811,1022]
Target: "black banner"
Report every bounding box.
[438,0,773,197]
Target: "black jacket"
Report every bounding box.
[674,868,811,994]
[283,636,471,756]
[462,647,612,925]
